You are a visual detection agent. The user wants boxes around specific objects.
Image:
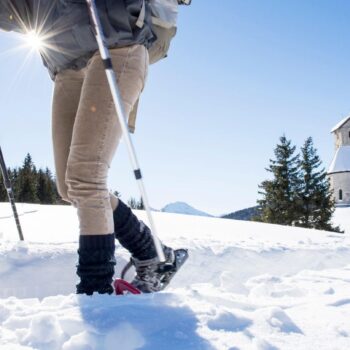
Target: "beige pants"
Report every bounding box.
[52,45,148,235]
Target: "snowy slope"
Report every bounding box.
[1,203,350,349]
[161,201,212,217]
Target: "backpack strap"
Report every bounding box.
[135,0,146,28]
[152,16,174,29]
[128,98,139,134]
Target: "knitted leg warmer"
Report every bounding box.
[76,234,116,295]
[113,200,157,260]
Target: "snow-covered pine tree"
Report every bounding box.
[298,137,341,232]
[257,136,301,225]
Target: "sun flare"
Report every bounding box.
[25,30,44,51]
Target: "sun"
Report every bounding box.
[25,30,44,51]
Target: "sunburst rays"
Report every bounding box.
[0,1,63,105]
[1,0,80,60]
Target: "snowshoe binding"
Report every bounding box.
[114,248,189,294]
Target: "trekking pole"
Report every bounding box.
[0,147,24,241]
[86,0,165,263]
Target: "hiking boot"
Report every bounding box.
[129,245,176,293]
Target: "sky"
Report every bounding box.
[0,1,350,216]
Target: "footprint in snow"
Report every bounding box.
[253,338,280,350]
[207,311,252,332]
[266,308,303,334]
[329,298,350,307]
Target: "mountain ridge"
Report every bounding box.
[160,201,213,217]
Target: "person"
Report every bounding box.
[0,0,176,295]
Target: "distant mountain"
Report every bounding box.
[222,206,260,221]
[161,202,213,217]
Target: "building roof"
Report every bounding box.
[328,145,350,174]
[331,116,350,133]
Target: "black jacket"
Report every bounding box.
[0,0,154,79]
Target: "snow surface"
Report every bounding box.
[1,203,350,349]
[328,145,350,174]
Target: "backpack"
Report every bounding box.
[128,0,191,133]
[148,0,191,64]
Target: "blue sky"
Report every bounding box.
[0,1,350,216]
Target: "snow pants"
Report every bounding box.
[52,45,148,235]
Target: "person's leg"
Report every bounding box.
[52,69,85,202]
[113,199,158,260]
[65,45,148,294]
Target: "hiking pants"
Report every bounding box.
[52,45,148,235]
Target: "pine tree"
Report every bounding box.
[113,191,121,198]
[127,197,144,210]
[0,169,8,201]
[11,168,19,200]
[0,168,20,202]
[36,168,57,204]
[37,169,46,203]
[128,197,137,209]
[298,137,341,232]
[1,154,61,205]
[136,197,145,210]
[256,136,301,225]
[46,168,58,204]
[17,154,39,203]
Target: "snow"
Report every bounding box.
[1,203,350,349]
[331,116,350,133]
[328,145,350,174]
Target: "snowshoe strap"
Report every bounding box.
[131,256,161,268]
[121,260,133,280]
